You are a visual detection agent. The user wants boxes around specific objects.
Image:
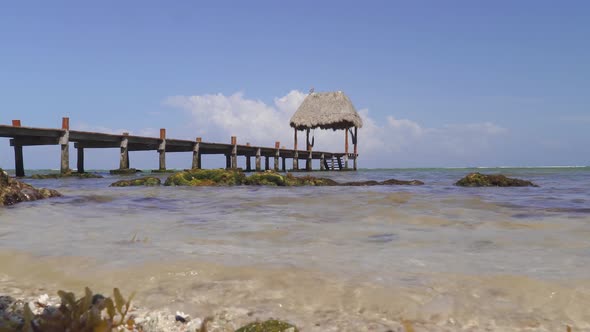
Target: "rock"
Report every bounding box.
[0,169,62,206]
[164,170,424,187]
[109,168,142,175]
[30,171,103,179]
[455,172,538,187]
[110,177,161,187]
[164,169,246,186]
[235,319,299,332]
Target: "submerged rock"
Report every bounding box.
[31,171,103,179]
[0,169,61,206]
[455,172,538,187]
[235,319,299,332]
[110,176,161,187]
[340,179,424,186]
[110,168,142,175]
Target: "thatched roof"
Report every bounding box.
[290,91,363,130]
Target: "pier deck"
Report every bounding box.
[0,118,357,176]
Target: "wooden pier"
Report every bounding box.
[0,118,358,177]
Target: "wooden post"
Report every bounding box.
[60,117,70,174]
[11,120,21,127]
[354,126,358,171]
[246,155,252,171]
[265,156,270,171]
[231,136,237,169]
[159,128,166,171]
[255,148,261,171]
[192,137,201,169]
[320,153,325,171]
[344,128,349,169]
[281,157,286,172]
[306,128,312,171]
[225,154,231,169]
[77,147,85,173]
[293,128,298,170]
[120,132,129,170]
[14,144,24,177]
[274,141,280,171]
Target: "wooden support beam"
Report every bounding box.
[265,156,270,171]
[306,129,312,171]
[274,141,280,171]
[12,120,21,127]
[231,136,237,169]
[10,137,59,146]
[14,144,24,177]
[281,156,286,172]
[293,129,298,170]
[320,153,325,171]
[77,147,85,173]
[120,133,129,169]
[255,148,261,171]
[354,127,358,171]
[192,137,201,169]
[344,128,349,169]
[60,118,70,174]
[246,155,251,171]
[158,128,166,171]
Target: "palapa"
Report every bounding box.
[290,91,363,130]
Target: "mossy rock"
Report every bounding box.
[0,169,62,206]
[235,319,299,332]
[31,171,103,179]
[150,169,179,173]
[284,173,339,186]
[110,168,142,175]
[164,169,246,186]
[455,172,537,187]
[245,171,288,186]
[110,177,161,187]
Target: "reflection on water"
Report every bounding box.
[1,168,590,331]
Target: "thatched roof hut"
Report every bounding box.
[290,91,363,130]
[290,91,361,171]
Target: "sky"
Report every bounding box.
[0,1,589,169]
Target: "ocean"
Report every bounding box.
[1,168,589,331]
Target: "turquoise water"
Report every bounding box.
[1,168,589,331]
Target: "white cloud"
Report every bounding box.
[164,90,508,167]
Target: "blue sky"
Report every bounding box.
[1,1,589,169]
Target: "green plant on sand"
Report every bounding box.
[235,319,299,332]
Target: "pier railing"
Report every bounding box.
[0,118,357,176]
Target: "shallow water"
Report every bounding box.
[1,168,590,331]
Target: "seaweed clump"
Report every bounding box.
[110,177,161,187]
[0,169,61,206]
[244,171,338,186]
[1,288,134,332]
[235,319,299,332]
[164,169,246,186]
[455,172,538,187]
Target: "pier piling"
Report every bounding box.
[231,136,238,169]
[60,117,70,174]
[158,129,166,171]
[274,142,280,171]
[192,137,201,169]
[255,148,261,171]
[120,132,129,170]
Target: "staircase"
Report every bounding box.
[324,156,343,170]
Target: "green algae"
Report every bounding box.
[455,172,538,187]
[164,169,246,186]
[235,319,299,332]
[110,177,161,187]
